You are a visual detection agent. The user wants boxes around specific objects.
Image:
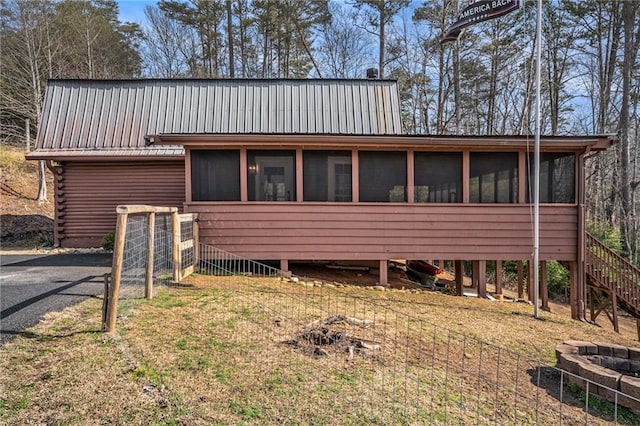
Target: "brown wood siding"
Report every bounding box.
[59,161,185,247]
[186,203,578,261]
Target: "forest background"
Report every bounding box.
[1,0,639,265]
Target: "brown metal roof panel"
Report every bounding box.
[37,79,405,153]
[77,86,93,148]
[226,86,240,133]
[193,83,205,133]
[26,147,184,160]
[66,85,82,149]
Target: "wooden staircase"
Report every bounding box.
[585,232,640,335]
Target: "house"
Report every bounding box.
[28,78,617,322]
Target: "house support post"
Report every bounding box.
[612,290,619,333]
[477,260,487,298]
[379,260,388,287]
[517,261,524,299]
[455,260,464,296]
[494,261,503,300]
[569,261,579,320]
[280,259,291,277]
[472,261,479,289]
[540,260,549,311]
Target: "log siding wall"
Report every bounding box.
[58,161,185,247]
[186,203,578,262]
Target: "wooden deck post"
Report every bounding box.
[517,261,524,299]
[106,212,128,333]
[494,260,503,299]
[477,260,487,298]
[540,260,549,311]
[379,260,388,287]
[569,261,579,320]
[472,261,479,289]
[145,212,155,299]
[455,260,464,296]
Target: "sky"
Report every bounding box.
[117,0,155,25]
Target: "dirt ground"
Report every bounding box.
[288,261,639,342]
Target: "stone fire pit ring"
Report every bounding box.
[556,340,640,414]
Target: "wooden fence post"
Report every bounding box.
[193,214,199,272]
[145,212,155,299]
[106,212,128,333]
[172,210,181,283]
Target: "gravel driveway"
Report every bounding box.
[0,252,111,344]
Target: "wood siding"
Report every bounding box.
[186,203,578,261]
[58,161,185,247]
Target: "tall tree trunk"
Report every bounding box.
[618,1,639,259]
[378,1,385,78]
[226,0,234,78]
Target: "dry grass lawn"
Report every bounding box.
[1,274,638,425]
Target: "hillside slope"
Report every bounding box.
[0,145,54,248]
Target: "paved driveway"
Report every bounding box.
[0,253,111,344]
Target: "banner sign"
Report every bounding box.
[442,0,519,43]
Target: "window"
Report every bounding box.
[414,152,462,203]
[469,152,518,203]
[359,151,407,202]
[191,150,240,201]
[303,150,352,201]
[527,153,575,203]
[248,150,296,201]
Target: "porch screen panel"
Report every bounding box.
[248,150,296,201]
[526,153,575,203]
[191,150,240,201]
[469,152,518,203]
[303,150,352,202]
[359,151,407,202]
[414,152,462,203]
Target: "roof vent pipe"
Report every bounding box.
[366,68,379,79]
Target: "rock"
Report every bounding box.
[313,347,328,357]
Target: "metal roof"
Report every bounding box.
[33,79,403,157]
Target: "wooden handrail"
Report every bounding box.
[585,232,640,313]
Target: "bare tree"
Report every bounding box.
[317,1,372,78]
[143,5,194,77]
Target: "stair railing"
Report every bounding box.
[585,232,640,313]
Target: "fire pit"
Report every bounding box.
[556,340,640,413]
